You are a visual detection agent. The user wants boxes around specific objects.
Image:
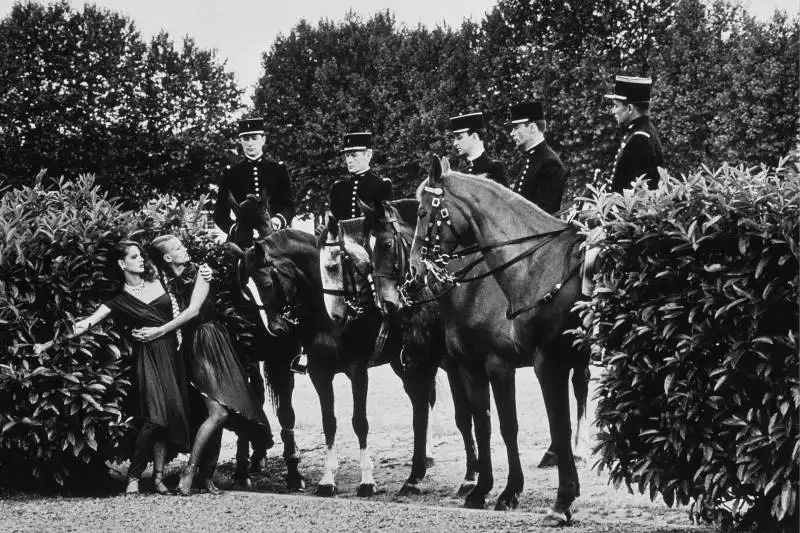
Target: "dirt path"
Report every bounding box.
[1,367,715,532]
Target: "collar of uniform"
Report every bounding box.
[626,116,650,131]
[526,139,545,156]
[467,151,485,163]
[244,154,264,164]
[353,168,370,177]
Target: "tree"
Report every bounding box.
[0,1,243,205]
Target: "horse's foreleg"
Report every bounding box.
[488,356,523,511]
[572,364,591,465]
[461,365,493,510]
[350,366,375,497]
[534,356,579,527]
[394,357,436,497]
[310,368,338,497]
[445,361,479,496]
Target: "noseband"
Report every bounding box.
[237,256,300,332]
[321,233,378,320]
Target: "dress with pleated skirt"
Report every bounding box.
[106,291,191,452]
[165,265,269,429]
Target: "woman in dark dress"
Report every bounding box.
[69,240,191,495]
[135,235,270,495]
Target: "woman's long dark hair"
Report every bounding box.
[112,240,156,284]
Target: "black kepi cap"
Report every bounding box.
[449,112,484,134]
[341,132,373,153]
[237,118,265,136]
[604,75,652,103]
[507,101,544,125]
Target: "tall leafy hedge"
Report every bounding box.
[574,161,799,531]
[0,177,252,489]
[0,175,138,488]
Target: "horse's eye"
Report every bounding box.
[418,208,427,219]
[382,242,392,252]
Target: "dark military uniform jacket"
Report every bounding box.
[213,155,295,235]
[463,152,508,187]
[611,116,664,193]
[510,141,566,215]
[329,169,392,220]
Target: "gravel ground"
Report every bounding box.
[0,367,716,533]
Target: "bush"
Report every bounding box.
[0,174,138,489]
[0,176,254,490]
[574,161,799,531]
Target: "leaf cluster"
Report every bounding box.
[573,161,800,531]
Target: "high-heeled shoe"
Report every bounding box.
[153,470,169,495]
[177,462,197,496]
[125,477,139,495]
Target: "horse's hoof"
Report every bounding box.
[538,451,558,468]
[464,493,485,509]
[286,475,306,492]
[456,481,476,497]
[542,509,572,527]
[494,492,520,511]
[233,475,253,489]
[425,456,435,468]
[357,483,376,497]
[397,482,421,497]
[316,484,336,497]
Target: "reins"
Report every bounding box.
[406,184,584,316]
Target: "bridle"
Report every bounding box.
[404,184,582,318]
[371,210,415,307]
[236,253,300,336]
[320,231,378,321]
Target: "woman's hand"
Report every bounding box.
[199,263,213,283]
[132,326,166,342]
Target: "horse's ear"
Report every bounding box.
[326,214,339,238]
[429,154,442,185]
[226,242,244,258]
[441,156,451,175]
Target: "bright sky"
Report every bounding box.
[3,0,798,102]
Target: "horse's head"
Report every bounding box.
[362,198,417,314]
[408,155,472,289]
[231,193,274,246]
[233,238,298,337]
[318,216,375,325]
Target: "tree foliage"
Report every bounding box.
[253,0,797,216]
[0,1,242,205]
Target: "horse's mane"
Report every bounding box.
[387,198,419,226]
[441,169,569,230]
[263,228,317,255]
[339,218,367,242]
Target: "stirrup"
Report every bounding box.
[153,470,169,495]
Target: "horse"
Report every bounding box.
[319,212,479,496]
[231,197,439,497]
[221,193,306,491]
[406,156,590,526]
[363,195,590,513]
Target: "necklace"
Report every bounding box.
[125,280,146,295]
